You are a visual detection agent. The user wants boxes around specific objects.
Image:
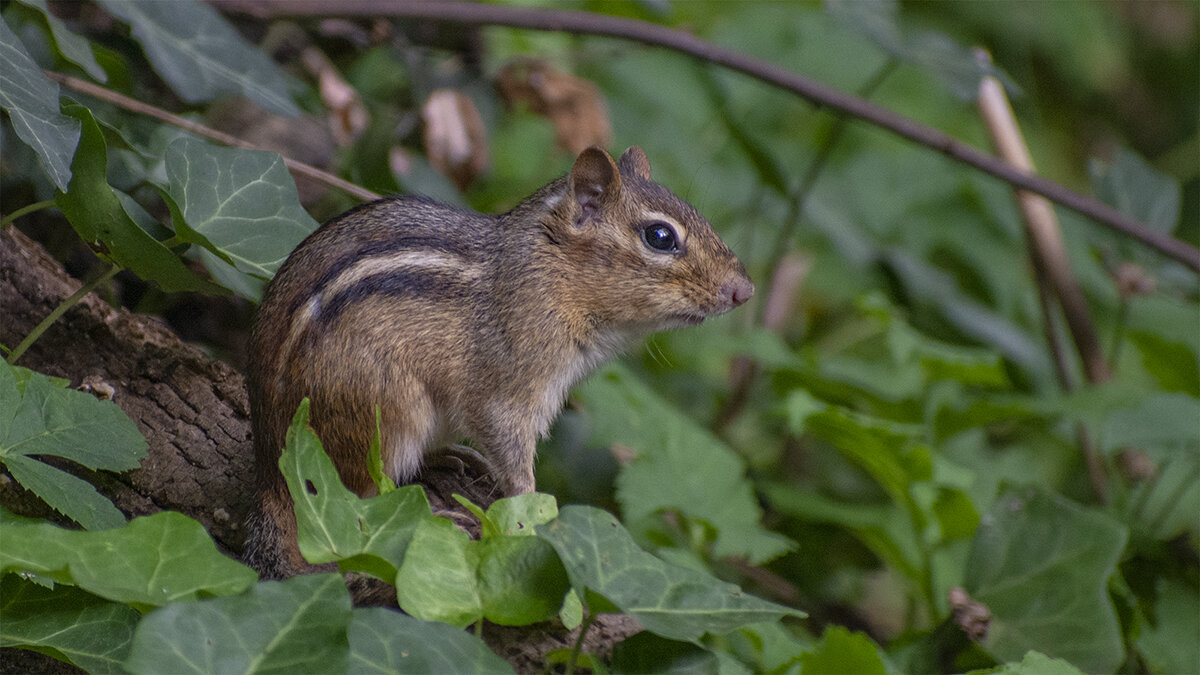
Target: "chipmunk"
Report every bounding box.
[243,146,753,579]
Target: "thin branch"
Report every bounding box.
[43,70,381,203]
[977,62,1110,504]
[213,0,1200,273]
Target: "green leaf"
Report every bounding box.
[0,511,257,608]
[53,104,224,293]
[347,607,515,674]
[965,486,1128,673]
[0,13,80,190]
[484,492,558,537]
[1135,578,1200,675]
[0,574,139,674]
[1,454,125,530]
[164,137,319,279]
[1100,392,1200,454]
[125,573,350,675]
[537,505,804,642]
[476,535,569,626]
[280,400,432,581]
[966,650,1085,675]
[14,0,107,80]
[1089,146,1181,234]
[1127,331,1200,397]
[94,0,298,116]
[797,626,891,674]
[578,365,794,564]
[394,518,481,627]
[764,484,922,583]
[0,364,146,529]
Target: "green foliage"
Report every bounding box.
[1,0,1196,671]
[0,510,256,609]
[965,487,1128,672]
[1,364,146,530]
[0,13,79,190]
[577,364,795,564]
[538,505,805,642]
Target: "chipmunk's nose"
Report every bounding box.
[721,276,755,308]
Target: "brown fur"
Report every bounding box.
[243,147,753,579]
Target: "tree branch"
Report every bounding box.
[43,70,381,203]
[212,0,1200,272]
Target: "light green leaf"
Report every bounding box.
[0,574,139,674]
[965,486,1128,673]
[0,13,80,190]
[578,365,794,564]
[95,0,298,116]
[476,536,569,626]
[797,625,891,674]
[0,511,257,608]
[484,492,558,537]
[53,104,225,293]
[966,650,1085,675]
[0,364,146,530]
[14,0,107,80]
[125,573,350,675]
[537,505,804,642]
[164,137,319,279]
[280,400,432,581]
[394,518,481,627]
[348,608,514,674]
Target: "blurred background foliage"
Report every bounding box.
[2,0,1197,672]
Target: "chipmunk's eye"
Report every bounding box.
[641,221,678,253]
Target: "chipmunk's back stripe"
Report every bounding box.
[318,267,475,326]
[287,237,476,317]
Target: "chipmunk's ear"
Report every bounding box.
[570,146,621,221]
[617,146,651,180]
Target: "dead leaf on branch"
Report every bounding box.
[422,89,489,191]
[496,59,611,154]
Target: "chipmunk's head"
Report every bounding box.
[548,146,753,333]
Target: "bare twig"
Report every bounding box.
[213,0,1200,272]
[44,70,381,203]
[977,59,1110,503]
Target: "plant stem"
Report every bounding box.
[6,265,121,366]
[564,612,597,675]
[1,200,56,228]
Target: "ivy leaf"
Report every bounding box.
[14,0,107,81]
[0,511,257,609]
[965,486,1128,673]
[348,607,515,674]
[394,518,480,627]
[537,505,805,642]
[966,650,1085,675]
[797,626,892,674]
[94,0,298,116]
[0,364,146,530]
[54,104,225,293]
[1090,147,1181,235]
[280,399,433,582]
[0,574,139,674]
[125,574,350,675]
[0,13,80,190]
[164,137,319,279]
[577,365,795,564]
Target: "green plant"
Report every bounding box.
[2,0,1196,672]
